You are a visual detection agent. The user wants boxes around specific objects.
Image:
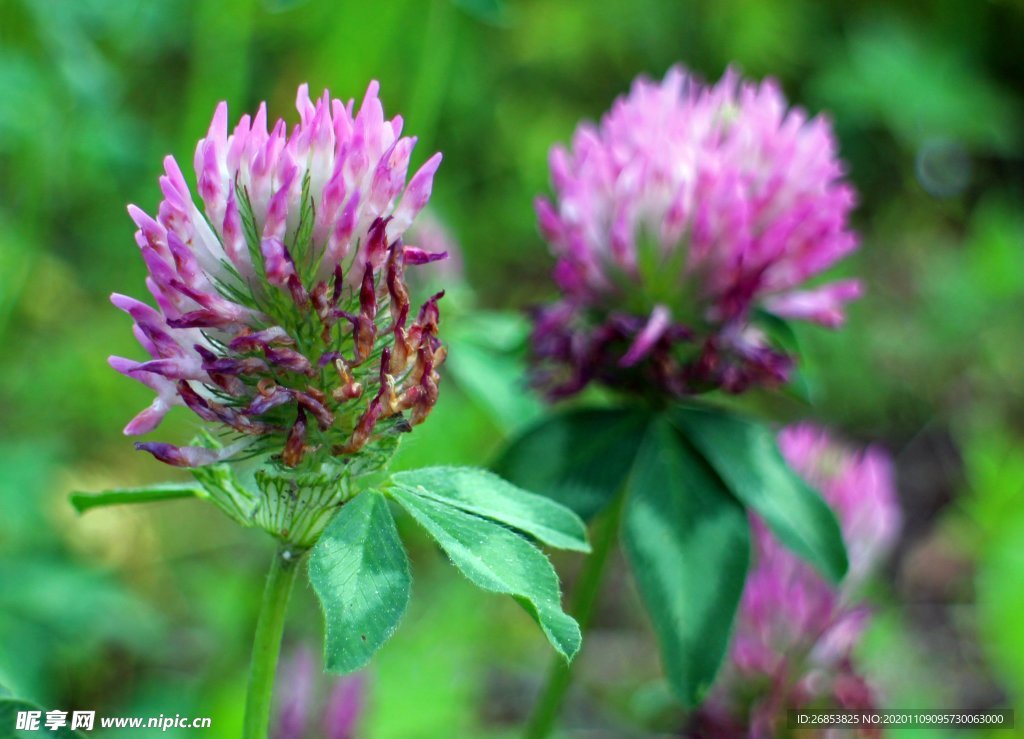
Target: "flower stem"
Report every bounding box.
[524,494,624,739]
[243,542,303,739]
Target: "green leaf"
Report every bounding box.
[670,406,848,582]
[69,483,202,513]
[495,407,653,520]
[391,466,590,552]
[308,490,411,674]
[389,485,581,661]
[621,419,750,708]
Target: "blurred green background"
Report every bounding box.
[1,0,1023,736]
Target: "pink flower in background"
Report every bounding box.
[275,648,366,739]
[532,66,860,397]
[322,672,366,739]
[110,82,448,471]
[275,648,317,739]
[778,424,902,585]
[693,425,900,738]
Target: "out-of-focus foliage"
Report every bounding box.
[1,0,1022,735]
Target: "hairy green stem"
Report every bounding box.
[524,495,625,739]
[243,542,303,739]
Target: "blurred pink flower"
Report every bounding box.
[323,672,366,739]
[275,648,317,739]
[110,83,447,471]
[274,647,366,739]
[532,66,860,397]
[777,424,902,585]
[694,425,900,738]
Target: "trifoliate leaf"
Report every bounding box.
[389,485,581,661]
[308,490,411,673]
[391,466,590,552]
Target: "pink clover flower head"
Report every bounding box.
[532,65,860,398]
[696,425,900,737]
[111,82,448,474]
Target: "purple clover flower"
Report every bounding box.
[110,83,448,473]
[532,66,861,397]
[693,425,901,738]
